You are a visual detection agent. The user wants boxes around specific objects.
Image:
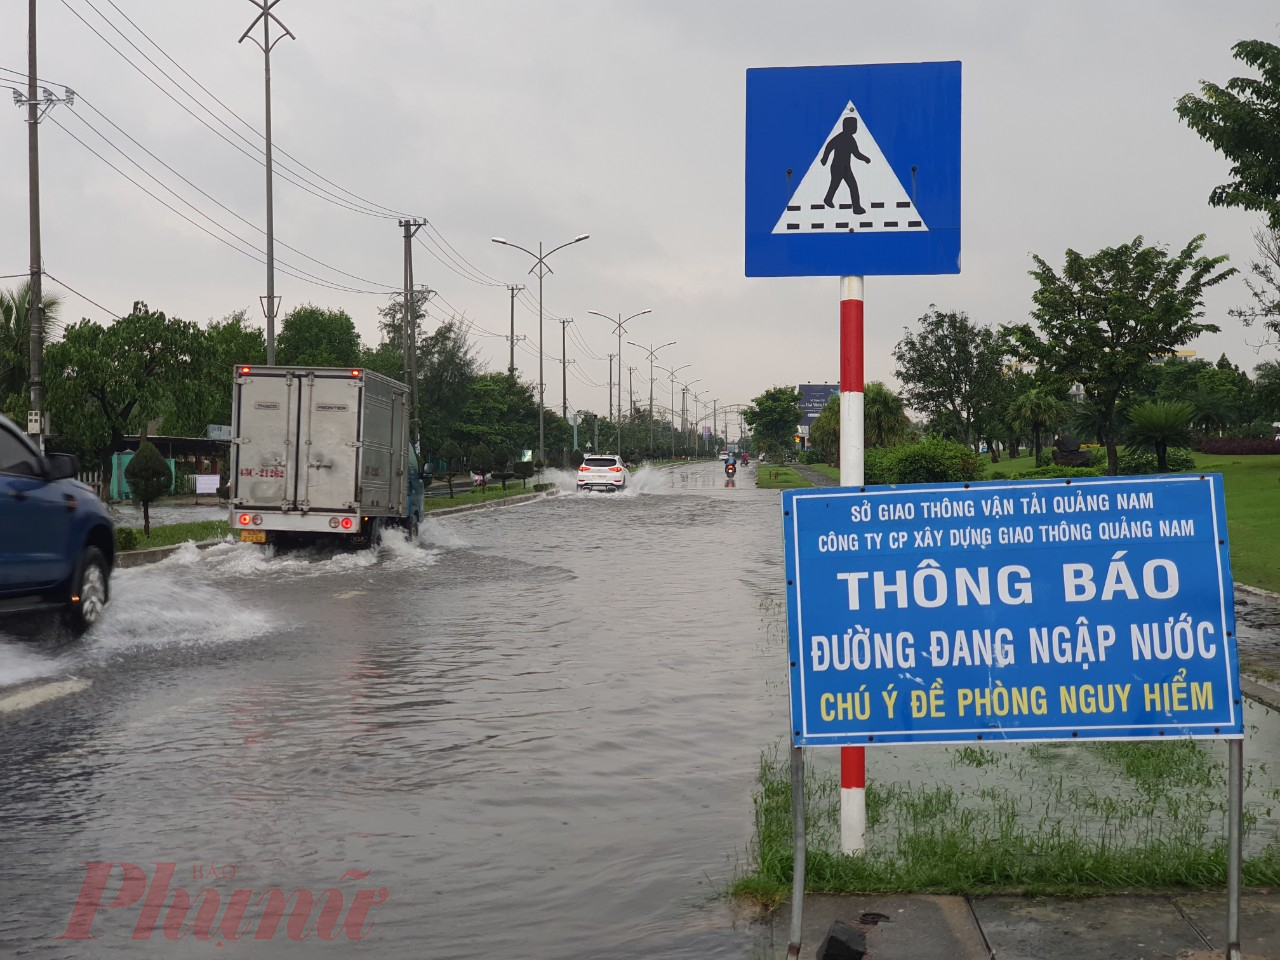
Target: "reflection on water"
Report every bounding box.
[0,461,781,958]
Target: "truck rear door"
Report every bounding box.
[298,373,361,512]
[233,370,297,509]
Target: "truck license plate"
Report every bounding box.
[240,530,267,543]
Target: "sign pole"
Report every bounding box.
[839,275,866,855]
[1227,737,1243,960]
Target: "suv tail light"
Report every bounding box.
[578,465,591,472]
[608,466,622,472]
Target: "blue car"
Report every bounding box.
[0,415,115,634]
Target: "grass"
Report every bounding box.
[731,739,1280,904]
[1192,453,1280,593]
[122,519,229,550]
[754,465,814,490]
[422,482,545,512]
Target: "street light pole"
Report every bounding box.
[588,308,651,442]
[658,364,689,459]
[627,340,675,457]
[491,234,590,467]
[681,378,702,452]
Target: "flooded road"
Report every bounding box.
[0,462,784,958]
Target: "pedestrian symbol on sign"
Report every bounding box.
[821,114,872,212]
[773,102,927,236]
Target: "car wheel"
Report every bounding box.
[64,546,109,635]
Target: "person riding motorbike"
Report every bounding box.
[725,455,737,478]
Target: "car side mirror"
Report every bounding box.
[46,452,79,480]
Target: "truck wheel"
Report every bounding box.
[351,519,382,550]
[64,546,110,635]
[405,514,420,542]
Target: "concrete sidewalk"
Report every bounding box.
[765,891,1280,959]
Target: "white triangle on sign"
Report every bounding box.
[772,101,927,235]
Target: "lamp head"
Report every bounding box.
[491,237,508,245]
[573,234,590,242]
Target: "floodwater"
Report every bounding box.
[0,461,784,958]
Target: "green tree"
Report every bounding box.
[1008,235,1233,474]
[893,307,1008,452]
[275,304,361,367]
[438,438,465,498]
[124,440,172,536]
[162,309,267,437]
[1007,387,1067,467]
[452,372,539,453]
[1176,39,1280,230]
[1125,400,1194,473]
[809,395,840,465]
[742,386,802,451]
[469,443,494,492]
[44,302,200,484]
[864,381,911,448]
[1255,360,1280,420]
[0,281,62,423]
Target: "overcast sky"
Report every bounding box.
[2,1,1278,429]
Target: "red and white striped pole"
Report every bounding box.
[839,275,866,854]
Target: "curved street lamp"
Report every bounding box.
[627,339,676,455]
[491,234,590,465]
[588,308,650,426]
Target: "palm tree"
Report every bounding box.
[0,282,63,420]
[1125,400,1194,473]
[864,381,910,447]
[1007,387,1066,467]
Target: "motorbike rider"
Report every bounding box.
[725,453,737,476]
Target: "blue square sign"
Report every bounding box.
[746,62,961,277]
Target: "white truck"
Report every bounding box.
[227,365,426,548]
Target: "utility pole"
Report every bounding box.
[628,367,637,421]
[17,1,73,451]
[560,317,573,418]
[399,218,426,452]
[607,353,616,421]
[506,284,524,375]
[239,0,294,365]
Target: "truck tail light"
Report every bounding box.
[239,366,251,375]
[341,517,353,530]
[350,369,361,377]
[239,513,251,525]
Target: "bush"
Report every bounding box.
[1117,447,1196,474]
[1011,465,1105,480]
[890,437,985,484]
[532,482,555,492]
[802,450,825,465]
[864,446,896,485]
[115,527,141,551]
[1193,437,1280,455]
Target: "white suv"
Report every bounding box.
[576,454,628,493]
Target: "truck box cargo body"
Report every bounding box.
[228,365,423,545]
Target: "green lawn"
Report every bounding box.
[422,483,544,512]
[121,519,229,550]
[1193,453,1280,593]
[754,465,814,490]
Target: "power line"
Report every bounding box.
[97,0,412,220]
[47,115,391,295]
[56,0,397,218]
[64,96,399,291]
[41,271,122,320]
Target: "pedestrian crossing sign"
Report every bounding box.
[745,61,961,277]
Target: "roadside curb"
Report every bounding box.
[116,539,226,569]
[423,489,558,519]
[1237,583,1280,602]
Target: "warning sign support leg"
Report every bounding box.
[839,274,866,855]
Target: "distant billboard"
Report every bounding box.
[797,384,838,427]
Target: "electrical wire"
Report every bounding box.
[62,98,401,292]
[97,0,414,220]
[41,271,122,320]
[47,115,391,295]
[57,0,397,218]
